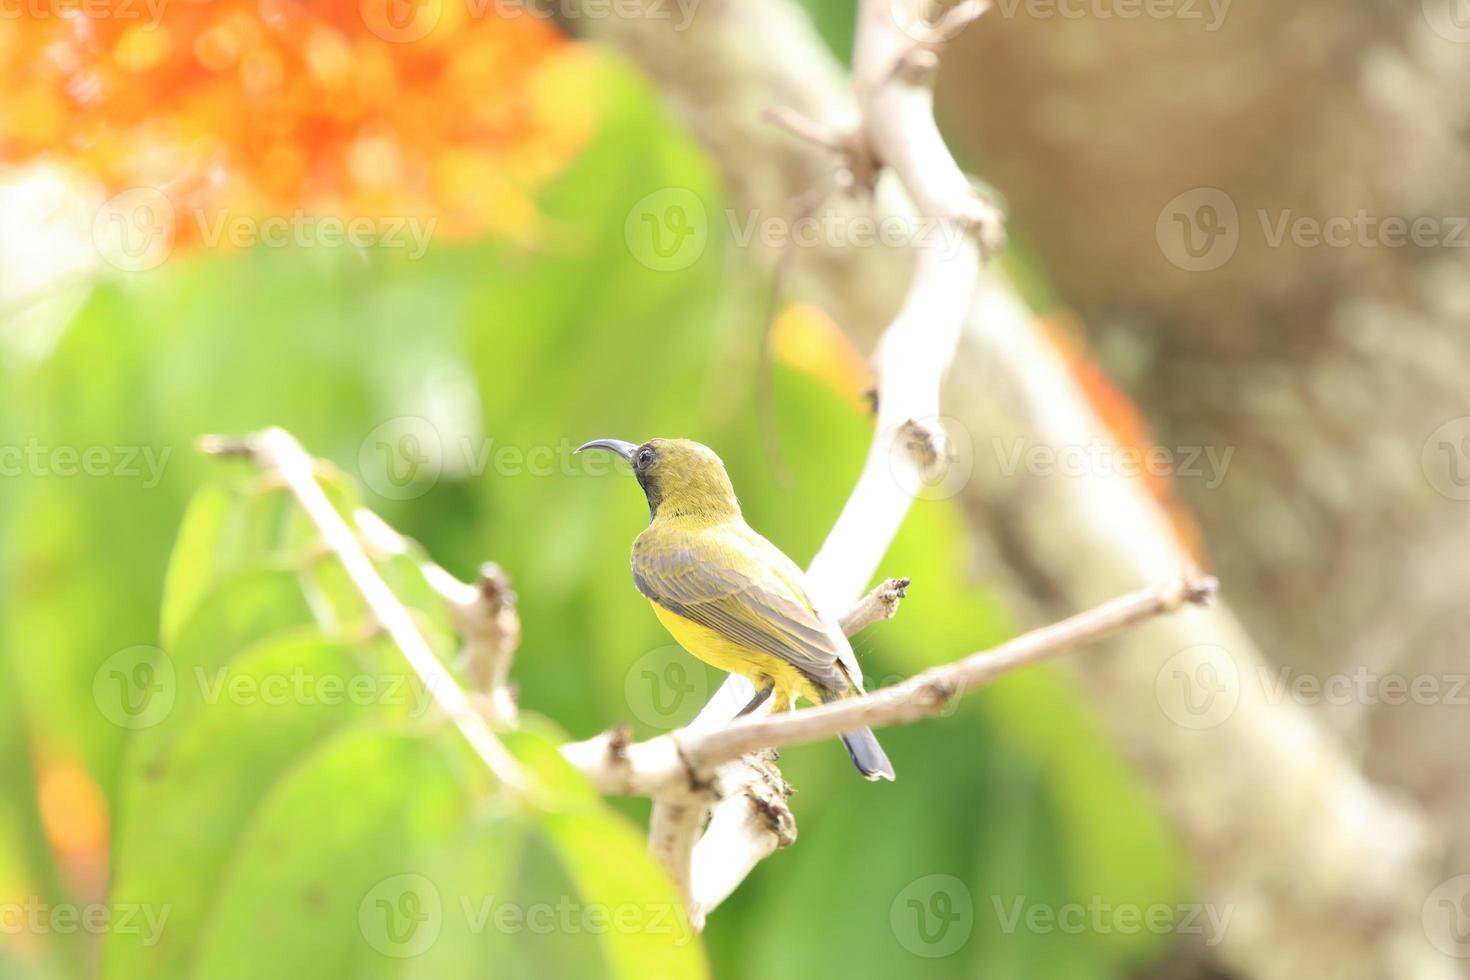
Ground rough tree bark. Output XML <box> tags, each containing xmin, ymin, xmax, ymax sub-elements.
<box><xmin>938</xmin><ymin>0</ymin><xmax>1470</xmax><ymax>920</ymax></box>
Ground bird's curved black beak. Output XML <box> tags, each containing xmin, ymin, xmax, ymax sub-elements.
<box><xmin>575</xmin><ymin>439</ymin><xmax>638</xmax><ymax>463</ymax></box>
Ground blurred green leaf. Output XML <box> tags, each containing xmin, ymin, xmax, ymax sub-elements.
<box><xmin>106</xmin><ymin>437</ymin><xmax>709</xmax><ymax>979</ymax></box>
<box><xmin>104</xmin><ymin>633</ymin><xmax>410</xmax><ymax>978</ymax></box>
<box><xmin>113</xmin><ymin>569</ymin><xmax>316</xmax><ymax>840</ymax></box>
<box><xmin>186</xmin><ymin>728</ymin><xmax>475</xmax><ymax>980</ymax></box>
<box><xmin>541</xmin><ymin>808</ymin><xmax>705</xmax><ymax>980</ymax></box>
<box><xmin>160</xmin><ymin>482</ymin><xmax>240</xmax><ymax>648</ymax></box>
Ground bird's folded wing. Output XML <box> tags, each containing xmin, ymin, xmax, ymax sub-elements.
<box><xmin>632</xmin><ymin>536</ymin><xmax>848</xmax><ymax>692</ymax></box>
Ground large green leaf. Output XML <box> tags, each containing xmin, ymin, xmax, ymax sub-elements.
<box><xmin>186</xmin><ymin>728</ymin><xmax>476</xmax><ymax>979</ymax></box>
<box><xmin>107</xmin><ymin>447</ymin><xmax>709</xmax><ymax>980</ymax></box>
<box><xmin>103</xmin><ymin>632</ymin><xmax>415</xmax><ymax>977</ymax></box>
<box><xmin>111</xmin><ymin>568</ymin><xmax>316</xmax><ymax>841</ymax></box>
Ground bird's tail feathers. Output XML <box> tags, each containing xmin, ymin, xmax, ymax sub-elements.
<box><xmin>839</xmin><ymin>726</ymin><xmax>895</xmax><ymax>781</ymax></box>
<box><xmin>816</xmin><ymin>687</ymin><xmax>895</xmax><ymax>781</ymax></box>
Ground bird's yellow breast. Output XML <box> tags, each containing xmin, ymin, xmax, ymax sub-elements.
<box><xmin>649</xmin><ymin>600</ymin><xmax>817</xmax><ymax>706</ymax></box>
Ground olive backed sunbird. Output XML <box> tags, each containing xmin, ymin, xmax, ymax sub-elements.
<box><xmin>576</xmin><ymin>437</ymin><xmax>895</xmax><ymax>781</ymax></box>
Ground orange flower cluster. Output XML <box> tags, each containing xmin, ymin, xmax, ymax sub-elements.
<box><xmin>0</xmin><ymin>0</ymin><xmax>601</xmax><ymax>246</ymax></box>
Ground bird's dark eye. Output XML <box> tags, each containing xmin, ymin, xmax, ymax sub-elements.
<box><xmin>636</xmin><ymin>447</ymin><xmax>655</xmax><ymax>468</ymax></box>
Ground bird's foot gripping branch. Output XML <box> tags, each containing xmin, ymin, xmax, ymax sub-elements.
<box><xmin>200</xmin><ymin>427</ymin><xmax>1217</xmax><ymax>929</ymax></box>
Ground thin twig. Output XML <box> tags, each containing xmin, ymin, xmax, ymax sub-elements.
<box><xmin>355</xmin><ymin>508</ymin><xmax>523</xmax><ymax>725</ymax></box>
<box><xmin>836</xmin><ymin>576</ymin><xmax>910</xmax><ymax>635</ymax></box>
<box><xmin>561</xmin><ymin>576</ymin><xmax>1217</xmax><ymax>796</ymax></box>
<box><xmin>763</xmin><ymin>105</ymin><xmax>850</xmax><ymax>153</ymax></box>
<box><xmin>682</xmin><ymin>576</ymin><xmax>1217</xmax><ymax>768</ymax></box>
<box><xmin>200</xmin><ymin>428</ymin><xmax>528</xmax><ymax>794</ymax></box>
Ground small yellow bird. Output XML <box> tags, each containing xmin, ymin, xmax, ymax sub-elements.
<box><xmin>577</xmin><ymin>437</ymin><xmax>894</xmax><ymax>780</ymax></box>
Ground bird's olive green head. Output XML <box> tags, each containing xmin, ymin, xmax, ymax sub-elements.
<box><xmin>575</xmin><ymin>438</ymin><xmax>739</xmax><ymax>522</ymax></box>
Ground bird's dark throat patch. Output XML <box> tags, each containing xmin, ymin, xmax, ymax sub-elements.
<box><xmin>634</xmin><ymin>467</ymin><xmax>662</xmax><ymax>520</ymax></box>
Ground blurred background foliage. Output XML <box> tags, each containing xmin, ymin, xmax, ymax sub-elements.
<box><xmin>0</xmin><ymin>5</ymin><xmax>1197</xmax><ymax>978</ymax></box>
